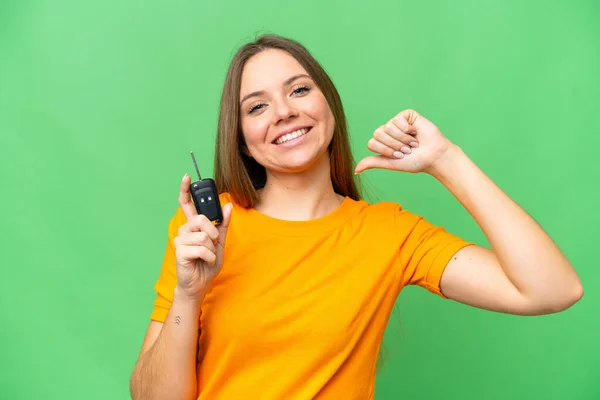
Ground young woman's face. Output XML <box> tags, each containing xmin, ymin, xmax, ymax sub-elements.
<box><xmin>239</xmin><ymin>49</ymin><xmax>335</xmax><ymax>174</ymax></box>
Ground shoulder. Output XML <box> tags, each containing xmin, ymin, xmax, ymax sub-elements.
<box><xmin>350</xmin><ymin>197</ymin><xmax>430</xmax><ymax>233</ymax></box>
<box><xmin>219</xmin><ymin>192</ymin><xmax>234</xmax><ymax>206</ymax></box>
<box><xmin>353</xmin><ymin>198</ymin><xmax>416</xmax><ymax>220</ymax></box>
<box><xmin>344</xmin><ymin>198</ymin><xmax>399</xmax><ymax>229</ymax></box>
<box><xmin>165</xmin><ymin>206</ymin><xmax>187</xmax><ymax>238</ymax></box>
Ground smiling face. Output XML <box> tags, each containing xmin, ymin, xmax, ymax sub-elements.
<box><xmin>238</xmin><ymin>49</ymin><xmax>335</xmax><ymax>174</ymax></box>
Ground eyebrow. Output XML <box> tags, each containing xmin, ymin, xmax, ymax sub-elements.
<box><xmin>240</xmin><ymin>74</ymin><xmax>312</xmax><ymax>104</ymax></box>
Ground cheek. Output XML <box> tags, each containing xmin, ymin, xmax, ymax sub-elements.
<box><xmin>322</xmin><ymin>108</ymin><xmax>336</xmax><ymax>146</ymax></box>
<box><xmin>310</xmin><ymin>97</ymin><xmax>335</xmax><ymax>132</ymax></box>
<box><xmin>241</xmin><ymin>118</ymin><xmax>269</xmax><ymax>149</ymax></box>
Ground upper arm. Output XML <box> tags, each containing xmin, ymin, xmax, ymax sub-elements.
<box><xmin>136</xmin><ymin>320</ymin><xmax>164</xmax><ymax>361</ymax></box>
<box><xmin>134</xmin><ymin>208</ymin><xmax>184</xmax><ymax>360</ymax></box>
<box><xmin>393</xmin><ymin>207</ymin><xmax>546</xmax><ymax>316</ymax></box>
<box><xmin>439</xmin><ymin>245</ymin><xmax>537</xmax><ymax>315</ymax></box>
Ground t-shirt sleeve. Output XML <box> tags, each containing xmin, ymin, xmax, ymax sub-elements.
<box><xmin>150</xmin><ymin>206</ymin><xmax>188</xmax><ymax>323</ymax></box>
<box><xmin>394</xmin><ymin>206</ymin><xmax>474</xmax><ymax>298</ymax></box>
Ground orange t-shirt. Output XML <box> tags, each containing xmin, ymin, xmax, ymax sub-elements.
<box><xmin>150</xmin><ymin>192</ymin><xmax>472</xmax><ymax>399</ymax></box>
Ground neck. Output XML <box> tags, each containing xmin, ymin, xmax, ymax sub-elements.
<box><xmin>255</xmin><ymin>153</ymin><xmax>345</xmax><ymax>221</ymax></box>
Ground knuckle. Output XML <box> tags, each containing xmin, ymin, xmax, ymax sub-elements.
<box><xmin>392</xmin><ymin>141</ymin><xmax>404</xmax><ymax>151</ymax></box>
<box><xmin>189</xmin><ymin>215</ymin><xmax>204</xmax><ymax>231</ymax></box>
<box><xmin>197</xmin><ymin>214</ymin><xmax>210</xmax><ymax>224</ymax></box>
<box><xmin>175</xmin><ymin>246</ymin><xmax>184</xmax><ymax>259</ymax></box>
<box><xmin>367</xmin><ymin>138</ymin><xmax>378</xmax><ymax>151</ymax></box>
<box><xmin>200</xmin><ymin>246</ymin><xmax>215</xmax><ymax>261</ymax></box>
<box><xmin>400</xmin><ymin>132</ymin><xmax>414</xmax><ymax>142</ymax></box>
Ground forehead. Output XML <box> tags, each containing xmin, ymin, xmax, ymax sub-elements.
<box><xmin>240</xmin><ymin>49</ymin><xmax>309</xmax><ymax>93</ymax></box>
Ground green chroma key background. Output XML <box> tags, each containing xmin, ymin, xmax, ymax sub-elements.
<box><xmin>0</xmin><ymin>0</ymin><xmax>598</xmax><ymax>399</ymax></box>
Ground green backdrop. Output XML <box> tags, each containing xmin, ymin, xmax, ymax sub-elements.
<box><xmin>1</xmin><ymin>0</ymin><xmax>598</xmax><ymax>399</ymax></box>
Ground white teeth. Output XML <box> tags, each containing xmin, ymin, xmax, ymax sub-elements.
<box><xmin>275</xmin><ymin>128</ymin><xmax>308</xmax><ymax>145</ymax></box>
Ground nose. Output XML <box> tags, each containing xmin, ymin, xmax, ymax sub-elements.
<box><xmin>273</xmin><ymin>98</ymin><xmax>298</xmax><ymax>124</ymax></box>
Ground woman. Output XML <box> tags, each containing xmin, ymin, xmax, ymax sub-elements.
<box><xmin>130</xmin><ymin>34</ymin><xmax>583</xmax><ymax>400</ymax></box>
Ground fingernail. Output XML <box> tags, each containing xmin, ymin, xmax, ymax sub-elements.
<box><xmin>182</xmin><ymin>173</ymin><xmax>187</xmax><ymax>182</ymax></box>
<box><xmin>409</xmin><ymin>141</ymin><xmax>418</xmax><ymax>148</ymax></box>
<box><xmin>401</xmin><ymin>146</ymin><xmax>411</xmax><ymax>154</ymax></box>
<box><xmin>393</xmin><ymin>151</ymin><xmax>404</xmax><ymax>158</ymax></box>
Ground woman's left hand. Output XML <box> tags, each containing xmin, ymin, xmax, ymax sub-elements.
<box><xmin>354</xmin><ymin>109</ymin><xmax>454</xmax><ymax>175</ymax></box>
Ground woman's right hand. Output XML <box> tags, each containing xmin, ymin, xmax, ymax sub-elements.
<box><xmin>173</xmin><ymin>174</ymin><xmax>233</xmax><ymax>301</ymax></box>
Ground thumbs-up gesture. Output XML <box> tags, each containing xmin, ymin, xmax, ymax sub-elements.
<box><xmin>355</xmin><ymin>109</ymin><xmax>453</xmax><ymax>175</ymax></box>
<box><xmin>173</xmin><ymin>174</ymin><xmax>233</xmax><ymax>301</ymax></box>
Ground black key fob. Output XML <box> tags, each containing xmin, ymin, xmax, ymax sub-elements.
<box><xmin>189</xmin><ymin>151</ymin><xmax>223</xmax><ymax>225</ymax></box>
<box><xmin>190</xmin><ymin>178</ymin><xmax>223</xmax><ymax>224</ymax></box>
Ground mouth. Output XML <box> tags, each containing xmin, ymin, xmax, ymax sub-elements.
<box><xmin>272</xmin><ymin>127</ymin><xmax>312</xmax><ymax>145</ymax></box>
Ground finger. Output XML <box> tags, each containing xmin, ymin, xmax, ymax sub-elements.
<box><xmin>177</xmin><ymin>245</ymin><xmax>217</xmax><ymax>266</ymax></box>
<box><xmin>367</xmin><ymin>138</ymin><xmax>406</xmax><ymax>160</ymax></box>
<box><xmin>186</xmin><ymin>214</ymin><xmax>220</xmax><ymax>242</ymax></box>
<box><xmin>389</xmin><ymin>118</ymin><xmax>419</xmax><ymax>147</ymax></box>
<box><xmin>355</xmin><ymin>155</ymin><xmax>397</xmax><ymax>174</ymax></box>
<box><xmin>391</xmin><ymin>114</ymin><xmax>416</xmax><ymax>133</ymax></box>
<box><xmin>216</xmin><ymin>203</ymin><xmax>233</xmax><ymax>246</ymax></box>
<box><xmin>175</xmin><ymin>232</ymin><xmax>216</xmax><ymax>253</ymax></box>
<box><xmin>376</xmin><ymin>126</ymin><xmax>415</xmax><ymax>155</ymax></box>
<box><xmin>178</xmin><ymin>174</ymin><xmax>199</xmax><ymax>221</ymax></box>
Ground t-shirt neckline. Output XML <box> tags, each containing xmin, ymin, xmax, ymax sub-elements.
<box><xmin>240</xmin><ymin>196</ymin><xmax>363</xmax><ymax>237</ymax></box>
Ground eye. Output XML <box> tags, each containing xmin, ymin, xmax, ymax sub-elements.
<box><xmin>291</xmin><ymin>85</ymin><xmax>310</xmax><ymax>96</ymax></box>
<box><xmin>248</xmin><ymin>103</ymin><xmax>266</xmax><ymax>114</ymax></box>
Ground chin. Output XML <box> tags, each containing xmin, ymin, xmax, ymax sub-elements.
<box><xmin>270</xmin><ymin>148</ymin><xmax>329</xmax><ymax>174</ymax></box>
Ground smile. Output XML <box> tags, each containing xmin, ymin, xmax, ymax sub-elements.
<box><xmin>274</xmin><ymin>127</ymin><xmax>311</xmax><ymax>145</ymax></box>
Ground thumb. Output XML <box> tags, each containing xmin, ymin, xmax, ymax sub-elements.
<box><xmin>400</xmin><ymin>109</ymin><xmax>433</xmax><ymax>132</ymax></box>
<box><xmin>217</xmin><ymin>202</ymin><xmax>233</xmax><ymax>244</ymax></box>
<box><xmin>355</xmin><ymin>156</ymin><xmax>395</xmax><ymax>174</ymax></box>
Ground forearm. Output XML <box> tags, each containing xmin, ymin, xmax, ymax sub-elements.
<box><xmin>130</xmin><ymin>287</ymin><xmax>203</xmax><ymax>400</ymax></box>
<box><xmin>430</xmin><ymin>145</ymin><xmax>583</xmax><ymax>304</ymax></box>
